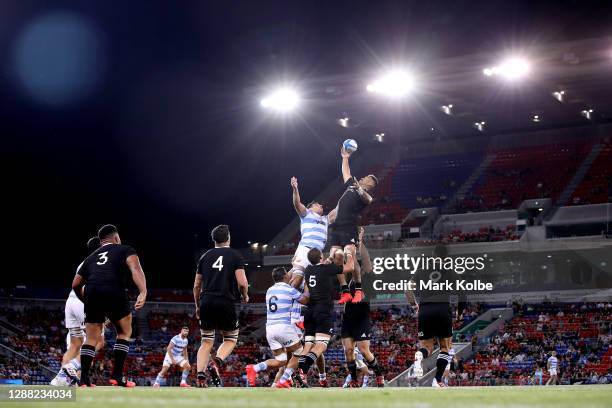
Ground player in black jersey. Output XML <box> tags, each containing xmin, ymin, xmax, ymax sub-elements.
<box><xmin>329</xmin><ymin>147</ymin><xmax>378</xmax><ymax>305</ymax></box>
<box><xmin>193</xmin><ymin>224</ymin><xmax>249</xmax><ymax>387</ymax></box>
<box><xmin>72</xmin><ymin>224</ymin><xmax>148</xmax><ymax>387</ymax></box>
<box><xmin>291</xmin><ymin>247</ymin><xmax>346</xmax><ymax>387</ymax></box>
<box><xmin>341</xmin><ymin>227</ymin><xmax>385</xmax><ymax>387</ymax></box>
<box><xmin>405</xmin><ymin>244</ymin><xmax>455</xmax><ymax>388</ymax></box>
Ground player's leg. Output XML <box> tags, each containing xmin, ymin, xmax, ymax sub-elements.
<box><xmin>344</xmin><ymin>243</ymin><xmax>363</xmax><ymax>303</ymax></box>
<box><xmin>297</xmin><ymin>333</ymin><xmax>330</xmax><ymax>387</ymax></box>
<box><xmin>433</xmin><ymin>336</ymin><xmax>452</xmax><ymax>387</ymax></box>
<box><xmin>316</xmin><ymin>353</ymin><xmax>327</xmax><ymax>387</ymax></box>
<box><xmin>358</xmin><ymin>364</ymin><xmax>370</xmax><ymax>387</ymax></box>
<box><xmin>179</xmin><ymin>360</ymin><xmax>191</xmax><ymax>387</ymax></box>
<box><xmin>110</xmin><ymin>312</ymin><xmax>135</xmax><ymax>386</ymax></box>
<box><xmin>342</xmin><ymin>337</ymin><xmax>358</xmax><ymax>387</ymax></box>
<box><xmin>331</xmin><ymin>245</ymin><xmax>352</xmax><ymax>304</ymax></box>
<box><xmin>247</xmin><ymin>326</ymin><xmax>287</xmax><ymax>386</ymax></box>
<box><xmin>205</xmin><ymin>328</ymin><xmax>238</xmax><ymax>387</ymax></box>
<box><xmin>153</xmin><ymin>363</ymin><xmax>170</xmax><ymax>387</ymax></box>
<box><xmin>357</xmin><ymin>340</ymin><xmax>384</xmax><ymax>386</ymax></box>
<box><xmin>79</xmin><ymin>322</ymin><xmax>103</xmax><ymax>386</ymax></box>
<box><xmin>274</xmin><ymin>341</ymin><xmax>303</xmax><ymax>388</ymax></box>
<box><xmin>196</xmin><ymin>329</ymin><xmax>215</xmax><ymax>387</ymax></box>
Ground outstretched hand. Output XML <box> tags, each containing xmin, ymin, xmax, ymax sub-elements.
<box><xmin>340</xmin><ymin>146</ymin><xmax>351</xmax><ymax>158</ymax></box>
<box><xmin>290</xmin><ymin>177</ymin><xmax>298</xmax><ymax>190</ymax></box>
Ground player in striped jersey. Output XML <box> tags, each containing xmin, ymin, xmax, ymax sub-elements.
<box><xmin>245</xmin><ymin>267</ymin><xmax>309</xmax><ymax>387</ymax></box>
<box><xmin>343</xmin><ymin>347</ymin><xmax>371</xmax><ymax>388</ymax></box>
<box><xmin>153</xmin><ymin>326</ymin><xmax>192</xmax><ymax>387</ymax></box>
<box><xmin>546</xmin><ymin>351</ymin><xmax>559</xmax><ymax>385</ymax></box>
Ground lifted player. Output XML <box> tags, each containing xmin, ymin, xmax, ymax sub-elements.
<box><xmin>330</xmin><ymin>147</ymin><xmax>377</xmax><ymax>304</ymax></box>
<box><xmin>245</xmin><ymin>267</ymin><xmax>309</xmax><ymax>387</ymax></box>
<box><xmin>193</xmin><ymin>224</ymin><xmax>249</xmax><ymax>387</ymax></box>
<box><xmin>406</xmin><ymin>244</ymin><xmax>454</xmax><ymax>388</ymax></box>
<box><xmin>283</xmin><ymin>248</ymin><xmax>346</xmax><ymax>388</ymax></box>
<box><xmin>72</xmin><ymin>224</ymin><xmax>148</xmax><ymax>387</ymax></box>
<box><xmin>341</xmin><ymin>227</ymin><xmax>385</xmax><ymax>387</ymax></box>
<box><xmin>153</xmin><ymin>326</ymin><xmax>192</xmax><ymax>388</ymax></box>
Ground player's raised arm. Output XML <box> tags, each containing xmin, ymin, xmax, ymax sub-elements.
<box><xmin>341</xmin><ymin>147</ymin><xmax>352</xmax><ymax>183</ymax></box>
<box><xmin>298</xmin><ymin>284</ymin><xmax>310</xmax><ymax>305</ymax></box>
<box><xmin>355</xmin><ymin>180</ymin><xmax>373</xmax><ymax>205</ymax></box>
<box><xmin>327</xmin><ymin>207</ymin><xmax>338</xmax><ymax>224</ymax></box>
<box><xmin>126</xmin><ymin>254</ymin><xmax>147</xmax><ymax>310</ymax></box>
<box><xmin>235</xmin><ymin>268</ymin><xmax>249</xmax><ymax>303</ymax></box>
<box><xmin>291</xmin><ymin>177</ymin><xmax>308</xmax><ymax>217</ymax></box>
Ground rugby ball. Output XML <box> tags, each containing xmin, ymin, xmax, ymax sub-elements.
<box><xmin>343</xmin><ymin>139</ymin><xmax>358</xmax><ymax>154</ymax></box>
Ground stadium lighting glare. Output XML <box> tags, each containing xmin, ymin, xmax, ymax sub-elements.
<box><xmin>260</xmin><ymin>88</ymin><xmax>299</xmax><ymax>112</ymax></box>
<box><xmin>552</xmin><ymin>90</ymin><xmax>566</xmax><ymax>102</ymax></box>
<box><xmin>441</xmin><ymin>104</ymin><xmax>453</xmax><ymax>115</ymax></box>
<box><xmin>366</xmin><ymin>70</ymin><xmax>415</xmax><ymax>97</ymax></box>
<box><xmin>532</xmin><ymin>114</ymin><xmax>541</xmax><ymax>123</ymax></box>
<box><xmin>474</xmin><ymin>121</ymin><xmax>486</xmax><ymax>132</ymax></box>
<box><xmin>483</xmin><ymin>57</ymin><xmax>530</xmax><ymax>80</ymax></box>
<box><xmin>374</xmin><ymin>133</ymin><xmax>385</xmax><ymax>142</ymax></box>
<box><xmin>581</xmin><ymin>109</ymin><xmax>594</xmax><ymax>120</ymax></box>
<box><xmin>338</xmin><ymin>117</ymin><xmax>350</xmax><ymax>128</ymax></box>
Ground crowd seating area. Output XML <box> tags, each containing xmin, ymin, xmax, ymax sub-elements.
<box><xmin>570</xmin><ymin>143</ymin><xmax>612</xmax><ymax>206</ymax></box>
<box><xmin>451</xmin><ymin>302</ymin><xmax>612</xmax><ymax>386</ymax></box>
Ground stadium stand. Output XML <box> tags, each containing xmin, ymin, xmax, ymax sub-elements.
<box><xmin>570</xmin><ymin>143</ymin><xmax>612</xmax><ymax>206</ymax></box>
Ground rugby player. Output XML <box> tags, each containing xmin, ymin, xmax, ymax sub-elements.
<box><xmin>72</xmin><ymin>224</ymin><xmax>148</xmax><ymax>387</ymax></box>
<box><xmin>153</xmin><ymin>326</ymin><xmax>192</xmax><ymax>387</ymax></box>
<box><xmin>193</xmin><ymin>224</ymin><xmax>249</xmax><ymax>387</ymax></box>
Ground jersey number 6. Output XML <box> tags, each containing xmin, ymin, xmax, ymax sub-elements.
<box><xmin>268</xmin><ymin>295</ymin><xmax>278</xmax><ymax>312</ymax></box>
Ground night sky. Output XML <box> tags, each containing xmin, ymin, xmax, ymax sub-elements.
<box><xmin>2</xmin><ymin>0</ymin><xmax>611</xmax><ymax>289</ymax></box>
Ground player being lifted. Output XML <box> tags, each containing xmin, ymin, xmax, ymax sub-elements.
<box><xmin>72</xmin><ymin>224</ymin><xmax>148</xmax><ymax>387</ymax></box>
<box><xmin>193</xmin><ymin>224</ymin><xmax>249</xmax><ymax>387</ymax></box>
<box><xmin>341</xmin><ymin>227</ymin><xmax>385</xmax><ymax>387</ymax></box>
<box><xmin>245</xmin><ymin>267</ymin><xmax>309</xmax><ymax>387</ymax></box>
<box><xmin>330</xmin><ymin>147</ymin><xmax>377</xmax><ymax>304</ymax></box>
<box><xmin>284</xmin><ymin>177</ymin><xmax>335</xmax><ymax>386</ymax></box>
<box><xmin>153</xmin><ymin>326</ymin><xmax>192</xmax><ymax>388</ymax></box>
<box><xmin>284</xmin><ymin>248</ymin><xmax>347</xmax><ymax>388</ymax></box>
<box><xmin>51</xmin><ymin>237</ymin><xmax>105</xmax><ymax>386</ymax></box>
<box><xmin>406</xmin><ymin>244</ymin><xmax>454</xmax><ymax>388</ymax></box>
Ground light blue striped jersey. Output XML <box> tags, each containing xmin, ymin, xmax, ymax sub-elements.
<box><xmin>266</xmin><ymin>282</ymin><xmax>303</xmax><ymax>326</ymax></box>
<box><xmin>169</xmin><ymin>334</ymin><xmax>188</xmax><ymax>357</ymax></box>
<box><xmin>548</xmin><ymin>356</ymin><xmax>558</xmax><ymax>370</ymax></box>
<box><xmin>298</xmin><ymin>210</ymin><xmax>329</xmax><ymax>250</ymax></box>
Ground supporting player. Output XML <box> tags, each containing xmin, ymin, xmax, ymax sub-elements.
<box><xmin>51</xmin><ymin>237</ymin><xmax>103</xmax><ymax>386</ymax></box>
<box><xmin>284</xmin><ymin>248</ymin><xmax>346</xmax><ymax>388</ymax></box>
<box><xmin>245</xmin><ymin>267</ymin><xmax>309</xmax><ymax>387</ymax></box>
<box><xmin>72</xmin><ymin>224</ymin><xmax>148</xmax><ymax>387</ymax></box>
<box><xmin>153</xmin><ymin>326</ymin><xmax>192</xmax><ymax>387</ymax></box>
<box><xmin>193</xmin><ymin>224</ymin><xmax>249</xmax><ymax>388</ymax></box>
<box><xmin>343</xmin><ymin>347</ymin><xmax>370</xmax><ymax>388</ymax></box>
<box><xmin>341</xmin><ymin>227</ymin><xmax>385</xmax><ymax>387</ymax></box>
<box><xmin>546</xmin><ymin>351</ymin><xmax>559</xmax><ymax>385</ymax></box>
<box><xmin>329</xmin><ymin>147</ymin><xmax>377</xmax><ymax>304</ymax></box>
<box><xmin>406</xmin><ymin>244</ymin><xmax>454</xmax><ymax>388</ymax></box>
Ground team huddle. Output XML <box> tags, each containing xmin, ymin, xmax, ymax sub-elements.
<box><xmin>51</xmin><ymin>145</ymin><xmax>460</xmax><ymax>388</ymax></box>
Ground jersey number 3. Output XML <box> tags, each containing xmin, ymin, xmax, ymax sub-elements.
<box><xmin>96</xmin><ymin>252</ymin><xmax>109</xmax><ymax>265</ymax></box>
<box><xmin>212</xmin><ymin>256</ymin><xmax>224</xmax><ymax>271</ymax></box>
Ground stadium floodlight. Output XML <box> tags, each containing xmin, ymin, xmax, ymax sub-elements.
<box><xmin>441</xmin><ymin>104</ymin><xmax>453</xmax><ymax>115</ymax></box>
<box><xmin>532</xmin><ymin>114</ymin><xmax>541</xmax><ymax>123</ymax></box>
<box><xmin>483</xmin><ymin>57</ymin><xmax>530</xmax><ymax>80</ymax></box>
<box><xmin>374</xmin><ymin>133</ymin><xmax>385</xmax><ymax>142</ymax></box>
<box><xmin>338</xmin><ymin>117</ymin><xmax>350</xmax><ymax>128</ymax></box>
<box><xmin>366</xmin><ymin>70</ymin><xmax>415</xmax><ymax>97</ymax></box>
<box><xmin>260</xmin><ymin>88</ymin><xmax>299</xmax><ymax>112</ymax></box>
<box><xmin>581</xmin><ymin>109</ymin><xmax>594</xmax><ymax>120</ymax></box>
<box><xmin>474</xmin><ymin>121</ymin><xmax>486</xmax><ymax>132</ymax></box>
<box><xmin>552</xmin><ymin>90</ymin><xmax>566</xmax><ymax>102</ymax></box>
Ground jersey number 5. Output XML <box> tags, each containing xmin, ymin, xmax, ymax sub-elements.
<box><xmin>96</xmin><ymin>252</ymin><xmax>109</xmax><ymax>265</ymax></box>
<box><xmin>308</xmin><ymin>275</ymin><xmax>317</xmax><ymax>287</ymax></box>
<box><xmin>212</xmin><ymin>256</ymin><xmax>224</xmax><ymax>271</ymax></box>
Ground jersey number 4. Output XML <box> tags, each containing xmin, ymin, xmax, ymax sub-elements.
<box><xmin>96</xmin><ymin>252</ymin><xmax>109</xmax><ymax>265</ymax></box>
<box><xmin>212</xmin><ymin>256</ymin><xmax>224</xmax><ymax>271</ymax></box>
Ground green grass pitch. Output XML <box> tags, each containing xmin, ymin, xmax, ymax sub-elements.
<box><xmin>6</xmin><ymin>385</ymin><xmax>612</xmax><ymax>408</ymax></box>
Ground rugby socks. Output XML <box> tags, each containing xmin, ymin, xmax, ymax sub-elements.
<box><xmin>213</xmin><ymin>356</ymin><xmax>225</xmax><ymax>368</ymax></box>
<box><xmin>418</xmin><ymin>348</ymin><xmax>429</xmax><ymax>359</ymax></box>
<box><xmin>319</xmin><ymin>372</ymin><xmax>326</xmax><ymax>381</ymax></box>
<box><xmin>347</xmin><ymin>361</ymin><xmax>358</xmax><ymax>382</ymax></box>
<box><xmin>341</xmin><ymin>284</ymin><xmax>350</xmax><ymax>294</ymax></box>
<box><xmin>70</xmin><ymin>358</ymin><xmax>81</xmax><ymax>371</ymax></box>
<box><xmin>366</xmin><ymin>356</ymin><xmax>382</xmax><ymax>376</ymax></box>
<box><xmin>112</xmin><ymin>339</ymin><xmax>130</xmax><ymax>379</ymax></box>
<box><xmin>79</xmin><ymin>344</ymin><xmax>96</xmax><ymax>384</ymax></box>
<box><xmin>181</xmin><ymin>370</ymin><xmax>189</xmax><ymax>382</ymax></box>
<box><xmin>254</xmin><ymin>362</ymin><xmax>267</xmax><ymax>372</ymax></box>
<box><xmin>155</xmin><ymin>373</ymin><xmax>166</xmax><ymax>386</ymax></box>
<box><xmin>280</xmin><ymin>367</ymin><xmax>293</xmax><ymax>382</ymax></box>
<box><xmin>355</xmin><ymin>282</ymin><xmax>362</xmax><ymax>290</ymax></box>
<box><xmin>362</xmin><ymin>374</ymin><xmax>369</xmax><ymax>387</ymax></box>
<box><xmin>435</xmin><ymin>351</ymin><xmax>452</xmax><ymax>382</ymax></box>
<box><xmin>299</xmin><ymin>352</ymin><xmax>317</xmax><ymax>373</ymax></box>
